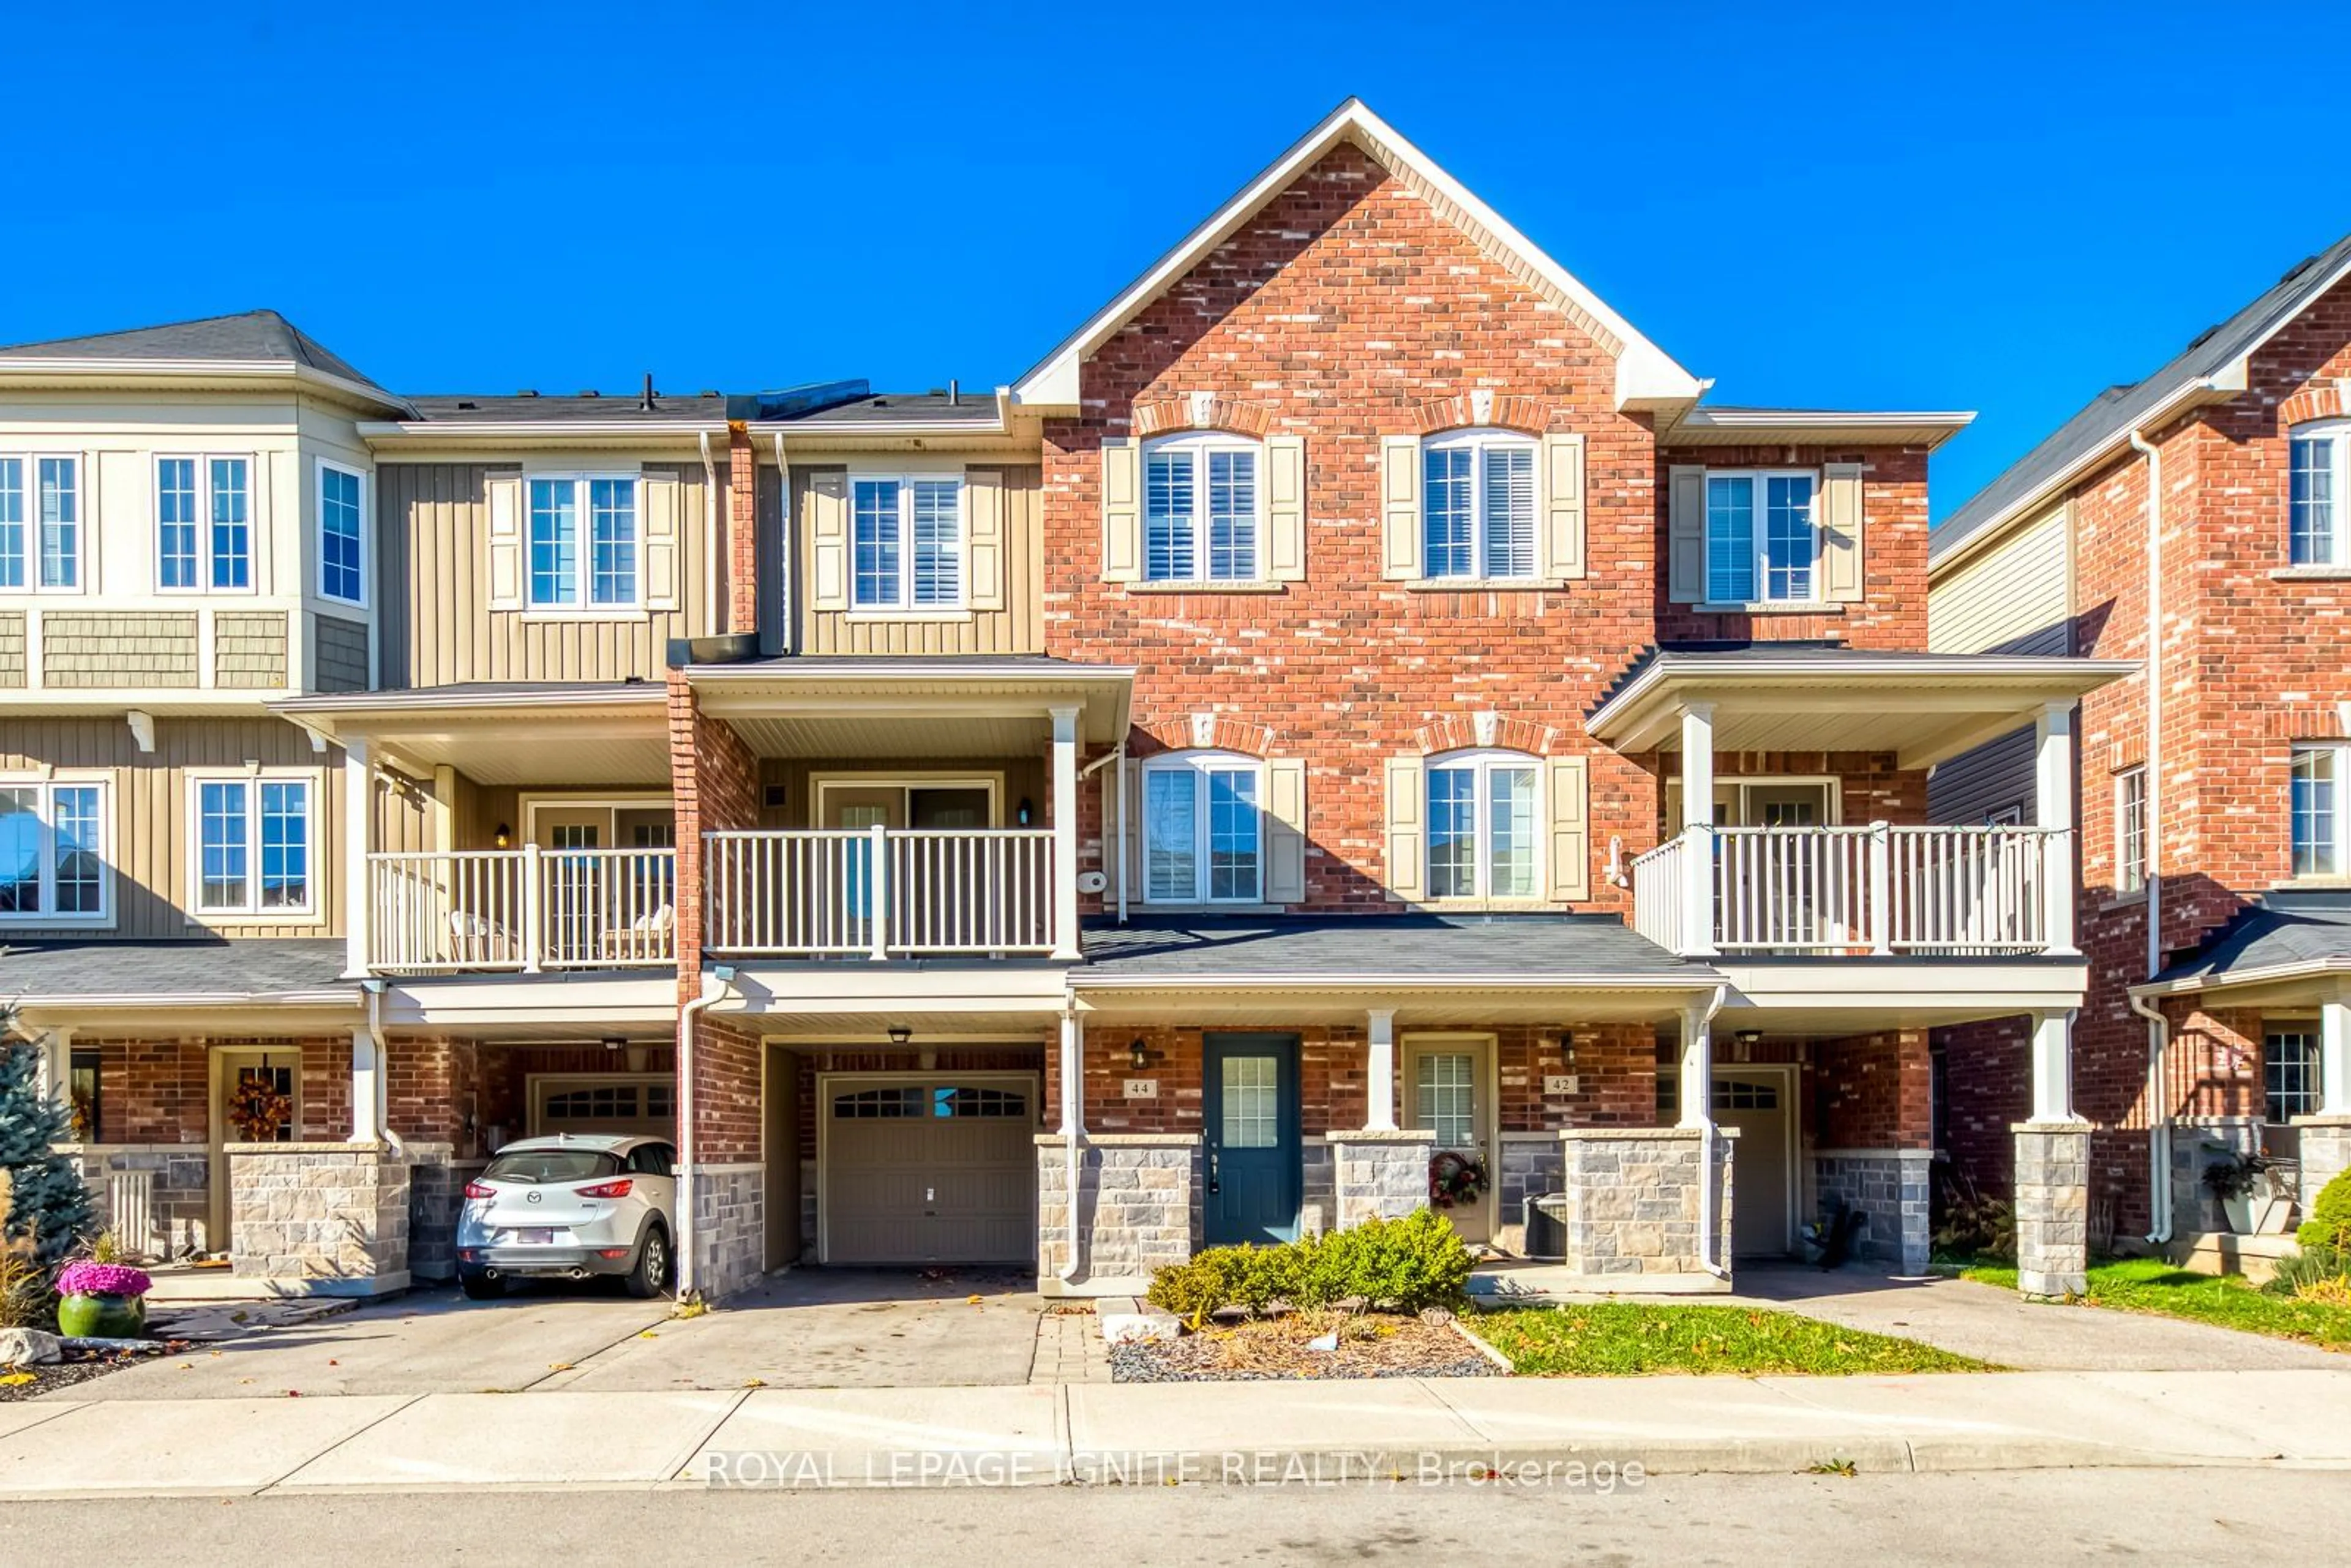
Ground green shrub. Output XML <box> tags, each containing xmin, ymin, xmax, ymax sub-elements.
<box><xmin>1142</xmin><ymin>1207</ymin><xmax>1476</xmax><ymax>1321</ymax></box>
<box><xmin>1333</xmin><ymin>1207</ymin><xmax>1474</xmax><ymax>1313</ymax></box>
<box><xmin>2296</xmin><ymin>1169</ymin><xmax>2351</xmax><ymax>1252</ymax></box>
<box><xmin>2263</xmin><ymin>1243</ymin><xmax>2350</xmax><ymax>1297</ymax></box>
<box><xmin>1145</xmin><ymin>1248</ymin><xmax>1244</xmax><ymax>1324</ymax></box>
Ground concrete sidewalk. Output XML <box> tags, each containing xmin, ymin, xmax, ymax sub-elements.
<box><xmin>2</xmin><ymin>1368</ymin><xmax>2346</xmax><ymax>1496</ymax></box>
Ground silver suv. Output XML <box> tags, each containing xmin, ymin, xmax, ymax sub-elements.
<box><xmin>455</xmin><ymin>1133</ymin><xmax>676</xmax><ymax>1300</ymax></box>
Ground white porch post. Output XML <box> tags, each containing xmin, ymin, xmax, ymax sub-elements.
<box><xmin>1058</xmin><ymin>1010</ymin><xmax>1083</xmax><ymax>1135</ymax></box>
<box><xmin>342</xmin><ymin>734</ymin><xmax>372</xmax><ymax>978</ymax></box>
<box><xmin>39</xmin><ymin>1027</ymin><xmax>72</xmax><ymax>1109</ymax></box>
<box><xmin>1679</xmin><ymin>703</ymin><xmax>1717</xmax><ymax>956</ymax></box>
<box><xmin>2033</xmin><ymin>701</ymin><xmax>2078</xmax><ymax>955</ymax></box>
<box><xmin>2321</xmin><ymin>993</ymin><xmax>2351</xmax><ymax>1116</ymax></box>
<box><xmin>1050</xmin><ymin>705</ymin><xmax>1081</xmax><ymax>961</ymax></box>
<box><xmin>1365</xmin><ymin>1008</ymin><xmax>1398</xmax><ymax>1131</ymax></box>
<box><xmin>1678</xmin><ymin>1000</ymin><xmax>1714</xmax><ymax>1130</ymax></box>
<box><xmin>349</xmin><ymin>1025</ymin><xmax>383</xmax><ymax>1143</ymax></box>
<box><xmin>2030</xmin><ymin>1008</ymin><xmax>2080</xmax><ymax>1123</ymax></box>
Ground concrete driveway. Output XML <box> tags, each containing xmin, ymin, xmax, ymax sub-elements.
<box><xmin>62</xmin><ymin>1269</ymin><xmax>1045</xmax><ymax>1402</ymax></box>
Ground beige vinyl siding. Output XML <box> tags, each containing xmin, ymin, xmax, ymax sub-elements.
<box><xmin>791</xmin><ymin>465</ymin><xmax>1045</xmax><ymax>655</ymax></box>
<box><xmin>313</xmin><ymin>615</ymin><xmax>370</xmax><ymax>692</ymax></box>
<box><xmin>375</xmin><ymin>462</ymin><xmax>711</xmax><ymax>689</ymax></box>
<box><xmin>43</xmin><ymin>611</ymin><xmax>200</xmax><ymax>687</ymax></box>
<box><xmin>0</xmin><ymin>612</ymin><xmax>21</xmax><ymax>686</ymax></box>
<box><xmin>213</xmin><ymin>610</ymin><xmax>289</xmax><ymax>688</ymax></box>
<box><xmin>0</xmin><ymin>716</ymin><xmax>346</xmax><ymax>940</ymax></box>
<box><xmin>1929</xmin><ymin>500</ymin><xmax>2072</xmax><ymax>655</ymax></box>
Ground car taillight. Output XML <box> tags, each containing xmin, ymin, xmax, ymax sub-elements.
<box><xmin>463</xmin><ymin>1180</ymin><xmax>495</xmax><ymax>1199</ymax></box>
<box><xmin>576</xmin><ymin>1179</ymin><xmax>632</xmax><ymax>1199</ymax></box>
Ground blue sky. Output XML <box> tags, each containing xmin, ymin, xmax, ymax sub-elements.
<box><xmin>11</xmin><ymin>2</ymin><xmax>2347</xmax><ymax>518</ymax></box>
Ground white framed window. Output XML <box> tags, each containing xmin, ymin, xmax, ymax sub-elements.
<box><xmin>1143</xmin><ymin>433</ymin><xmax>1261</xmax><ymax>582</ymax></box>
<box><xmin>0</xmin><ymin>454</ymin><xmax>82</xmax><ymax>590</ymax></box>
<box><xmin>528</xmin><ymin>474</ymin><xmax>639</xmax><ymax>609</ymax></box>
<box><xmin>189</xmin><ymin>773</ymin><xmax>315</xmax><ymax>915</ymax></box>
<box><xmin>154</xmin><ymin>455</ymin><xmax>253</xmax><ymax>591</ymax></box>
<box><xmin>1142</xmin><ymin>751</ymin><xmax>1264</xmax><ymax>904</ymax></box>
<box><xmin>1427</xmin><ymin>749</ymin><xmax>1539</xmax><ymax>899</ymax></box>
<box><xmin>850</xmin><ymin>475</ymin><xmax>963</xmax><ymax>610</ymax></box>
<box><xmin>1422</xmin><ymin>429</ymin><xmax>1536</xmax><ymax>580</ymax></box>
<box><xmin>2292</xmin><ymin>743</ymin><xmax>2346</xmax><ymax>879</ymax></box>
<box><xmin>318</xmin><ymin>460</ymin><xmax>367</xmax><ymax>606</ymax></box>
<box><xmin>1704</xmin><ymin>470</ymin><xmax>1818</xmax><ymax>603</ymax></box>
<box><xmin>2115</xmin><ymin>766</ymin><xmax>2147</xmax><ymax>895</ymax></box>
<box><xmin>2289</xmin><ymin>424</ymin><xmax>2347</xmax><ymax>567</ymax></box>
<box><xmin>0</xmin><ymin>778</ymin><xmax>109</xmax><ymax>925</ymax></box>
<box><xmin>2265</xmin><ymin>1027</ymin><xmax>2322</xmax><ymax>1122</ymax></box>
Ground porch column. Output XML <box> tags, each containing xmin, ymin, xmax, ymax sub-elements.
<box><xmin>1364</xmin><ymin>1008</ymin><xmax>1398</xmax><ymax>1131</ymax></box>
<box><xmin>349</xmin><ymin>1025</ymin><xmax>383</xmax><ymax>1143</ymax></box>
<box><xmin>2030</xmin><ymin>1008</ymin><xmax>2079</xmax><ymax>1124</ymax></box>
<box><xmin>2321</xmin><ymin>993</ymin><xmax>2350</xmax><ymax>1116</ymax></box>
<box><xmin>1677</xmin><ymin>1000</ymin><xmax>1713</xmax><ymax>1130</ymax></box>
<box><xmin>38</xmin><ymin>1026</ymin><xmax>71</xmax><ymax>1108</ymax></box>
<box><xmin>1050</xmin><ymin>705</ymin><xmax>1081</xmax><ymax>962</ymax></box>
<box><xmin>1679</xmin><ymin>703</ymin><xmax>1717</xmax><ymax>956</ymax></box>
<box><xmin>342</xmin><ymin>734</ymin><xmax>372</xmax><ymax>978</ymax></box>
<box><xmin>2292</xmin><ymin>990</ymin><xmax>2351</xmax><ymax>1201</ymax></box>
<box><xmin>2033</xmin><ymin>701</ymin><xmax>2077</xmax><ymax>954</ymax></box>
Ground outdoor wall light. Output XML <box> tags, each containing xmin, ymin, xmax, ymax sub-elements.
<box><xmin>1558</xmin><ymin>1030</ymin><xmax>1576</xmax><ymax>1060</ymax></box>
<box><xmin>1016</xmin><ymin>797</ymin><xmax>1035</xmax><ymax>826</ymax></box>
<box><xmin>493</xmin><ymin>822</ymin><xmax>512</xmax><ymax>849</ymax></box>
<box><xmin>888</xmin><ymin>1026</ymin><xmax>913</xmax><ymax>1048</ymax></box>
<box><xmin>602</xmin><ymin>1036</ymin><xmax>626</xmax><ymax>1053</ymax></box>
<box><xmin>1130</xmin><ymin>1038</ymin><xmax>1149</xmax><ymax>1070</ymax></box>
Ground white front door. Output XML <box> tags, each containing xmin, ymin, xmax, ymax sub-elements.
<box><xmin>1713</xmin><ymin>1069</ymin><xmax>1794</xmax><ymax>1256</ymax></box>
<box><xmin>1405</xmin><ymin>1038</ymin><xmax>1493</xmax><ymax>1245</ymax></box>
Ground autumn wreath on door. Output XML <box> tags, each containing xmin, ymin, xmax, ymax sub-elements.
<box><xmin>227</xmin><ymin>1071</ymin><xmax>295</xmax><ymax>1141</ymax></box>
<box><xmin>1428</xmin><ymin>1151</ymin><xmax>1490</xmax><ymax>1209</ymax></box>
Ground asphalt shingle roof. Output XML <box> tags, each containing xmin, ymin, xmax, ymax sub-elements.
<box><xmin>1934</xmin><ymin>233</ymin><xmax>2351</xmax><ymax>564</ymax></box>
<box><xmin>0</xmin><ymin>940</ymin><xmax>354</xmax><ymax>1003</ymax></box>
<box><xmin>1077</xmin><ymin>914</ymin><xmax>1710</xmax><ymax>981</ymax></box>
<box><xmin>402</xmin><ymin>392</ymin><xmax>730</xmax><ymax>424</ymax></box>
<box><xmin>2152</xmin><ymin>891</ymin><xmax>2351</xmax><ymax>988</ymax></box>
<box><xmin>0</xmin><ymin>309</ymin><xmax>389</xmax><ymax>394</ymax></box>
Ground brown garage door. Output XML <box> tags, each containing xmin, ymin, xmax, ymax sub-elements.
<box><xmin>823</xmin><ymin>1078</ymin><xmax>1037</xmax><ymax>1265</ymax></box>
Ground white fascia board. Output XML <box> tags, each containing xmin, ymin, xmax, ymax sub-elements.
<box><xmin>2129</xmin><ymin>956</ymin><xmax>2351</xmax><ymax>1000</ymax></box>
<box><xmin>1010</xmin><ymin>99</ymin><xmax>1701</xmax><ymax>411</ymax></box>
<box><xmin>17</xmin><ymin>990</ymin><xmax>359</xmax><ymax>1010</ymax></box>
<box><xmin>1067</xmin><ymin>972</ymin><xmax>1720</xmax><ymax>992</ymax></box>
<box><xmin>358</xmin><ymin>421</ymin><xmax>726</xmax><ymax>441</ymax></box>
<box><xmin>0</xmin><ymin>359</ymin><xmax>414</xmax><ymax>418</ymax></box>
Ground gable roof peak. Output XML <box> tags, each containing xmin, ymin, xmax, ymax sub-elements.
<box><xmin>1010</xmin><ymin>98</ymin><xmax>1700</xmax><ymax>414</ymax></box>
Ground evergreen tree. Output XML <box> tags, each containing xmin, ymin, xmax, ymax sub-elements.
<box><xmin>0</xmin><ymin>1018</ymin><xmax>94</xmax><ymax>1271</ymax></box>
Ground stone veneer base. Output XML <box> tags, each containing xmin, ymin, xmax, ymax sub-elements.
<box><xmin>1038</xmin><ymin>1135</ymin><xmax>1199</xmax><ymax>1291</ymax></box>
<box><xmin>225</xmin><ymin>1142</ymin><xmax>410</xmax><ymax>1289</ymax></box>
<box><xmin>1556</xmin><ymin>1127</ymin><xmax>1735</xmax><ymax>1280</ymax></box>
<box><xmin>2014</xmin><ymin>1121</ymin><xmax>2091</xmax><ymax>1299</ymax></box>
<box><xmin>2292</xmin><ymin>1114</ymin><xmax>2351</xmax><ymax>1202</ymax></box>
<box><xmin>689</xmin><ymin>1163</ymin><xmax>766</xmax><ymax>1304</ymax></box>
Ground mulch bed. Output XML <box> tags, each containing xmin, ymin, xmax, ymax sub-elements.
<box><xmin>1111</xmin><ymin>1310</ymin><xmax>1502</xmax><ymax>1382</ymax></box>
<box><xmin>0</xmin><ymin>1343</ymin><xmax>179</xmax><ymax>1402</ymax></box>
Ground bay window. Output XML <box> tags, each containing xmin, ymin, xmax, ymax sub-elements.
<box><xmin>1144</xmin><ymin>433</ymin><xmax>1260</xmax><ymax>582</ymax></box>
<box><xmin>1705</xmin><ymin>470</ymin><xmax>1818</xmax><ymax>603</ymax></box>
<box><xmin>156</xmin><ymin>456</ymin><xmax>250</xmax><ymax>590</ymax></box>
<box><xmin>0</xmin><ymin>779</ymin><xmax>108</xmax><ymax>923</ymax></box>
<box><xmin>1427</xmin><ymin>751</ymin><xmax>1538</xmax><ymax>899</ymax></box>
<box><xmin>852</xmin><ymin>475</ymin><xmax>964</xmax><ymax>609</ymax></box>
<box><xmin>1422</xmin><ymin>430</ymin><xmax>1535</xmax><ymax>580</ymax></box>
<box><xmin>0</xmin><ymin>455</ymin><xmax>80</xmax><ymax>590</ymax></box>
<box><xmin>318</xmin><ymin>461</ymin><xmax>366</xmax><ymax>605</ymax></box>
<box><xmin>1143</xmin><ymin>752</ymin><xmax>1264</xmax><ymax>904</ymax></box>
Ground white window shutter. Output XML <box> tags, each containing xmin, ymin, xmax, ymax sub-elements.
<box><xmin>808</xmin><ymin>471</ymin><xmax>849</xmax><ymax>612</ymax></box>
<box><xmin>1667</xmin><ymin>464</ymin><xmax>1708</xmax><ymax>604</ymax></box>
<box><xmin>1821</xmin><ymin>462</ymin><xmax>1864</xmax><ymax>602</ymax></box>
<box><xmin>642</xmin><ymin>473</ymin><xmax>680</xmax><ymax>610</ymax></box>
<box><xmin>1101</xmin><ymin>438</ymin><xmax>1142</xmax><ymax>583</ymax></box>
<box><xmin>1123</xmin><ymin>761</ymin><xmax>1144</xmax><ymax>904</ymax></box>
<box><xmin>1264</xmin><ymin>759</ymin><xmax>1307</xmax><ymax>903</ymax></box>
<box><xmin>486</xmin><ymin>475</ymin><xmax>523</xmax><ymax>609</ymax></box>
<box><xmin>1540</xmin><ymin>432</ymin><xmax>1586</xmax><ymax>580</ymax></box>
<box><xmin>1545</xmin><ymin>754</ymin><xmax>1591</xmax><ymax>902</ymax></box>
<box><xmin>966</xmin><ymin>468</ymin><xmax>1006</xmax><ymax>610</ymax></box>
<box><xmin>1265</xmin><ymin>436</ymin><xmax>1306</xmax><ymax>582</ymax></box>
<box><xmin>1384</xmin><ymin>754</ymin><xmax>1425</xmax><ymax>901</ymax></box>
<box><xmin>1381</xmin><ymin>436</ymin><xmax>1422</xmax><ymax>579</ymax></box>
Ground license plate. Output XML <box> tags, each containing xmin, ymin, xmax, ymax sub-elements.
<box><xmin>513</xmin><ymin>1228</ymin><xmax>557</xmax><ymax>1245</ymax></box>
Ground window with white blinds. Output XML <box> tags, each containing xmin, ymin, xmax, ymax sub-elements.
<box><xmin>1421</xmin><ymin>430</ymin><xmax>1535</xmax><ymax>580</ymax></box>
<box><xmin>1143</xmin><ymin>433</ymin><xmax>1259</xmax><ymax>582</ymax></box>
<box><xmin>853</xmin><ymin>476</ymin><xmax>964</xmax><ymax>609</ymax></box>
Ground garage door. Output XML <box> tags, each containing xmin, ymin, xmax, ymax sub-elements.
<box><xmin>533</xmin><ymin>1075</ymin><xmax>677</xmax><ymax>1140</ymax></box>
<box><xmin>823</xmin><ymin>1078</ymin><xmax>1037</xmax><ymax>1265</ymax></box>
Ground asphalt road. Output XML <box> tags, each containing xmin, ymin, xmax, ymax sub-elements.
<box><xmin>0</xmin><ymin>1468</ymin><xmax>2330</xmax><ymax>1566</ymax></box>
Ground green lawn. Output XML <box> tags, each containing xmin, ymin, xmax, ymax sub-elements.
<box><xmin>1470</xmin><ymin>1304</ymin><xmax>1991</xmax><ymax>1377</ymax></box>
<box><xmin>1962</xmin><ymin>1258</ymin><xmax>2351</xmax><ymax>1351</ymax></box>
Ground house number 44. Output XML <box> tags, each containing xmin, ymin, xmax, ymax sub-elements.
<box><xmin>1123</xmin><ymin>1079</ymin><xmax>1159</xmax><ymax>1099</ymax></box>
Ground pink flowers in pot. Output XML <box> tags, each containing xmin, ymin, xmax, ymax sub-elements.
<box><xmin>54</xmin><ymin>1261</ymin><xmax>152</xmax><ymax>1299</ymax></box>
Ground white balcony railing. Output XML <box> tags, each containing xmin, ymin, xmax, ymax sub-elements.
<box><xmin>705</xmin><ymin>827</ymin><xmax>1057</xmax><ymax>958</ymax></box>
<box><xmin>367</xmin><ymin>847</ymin><xmax>677</xmax><ymax>973</ymax></box>
<box><xmin>1630</xmin><ymin>823</ymin><xmax>2068</xmax><ymax>958</ymax></box>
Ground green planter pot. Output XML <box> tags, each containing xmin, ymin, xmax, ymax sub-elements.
<box><xmin>57</xmin><ymin>1291</ymin><xmax>147</xmax><ymax>1339</ymax></box>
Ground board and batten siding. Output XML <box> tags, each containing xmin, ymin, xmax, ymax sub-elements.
<box><xmin>375</xmin><ymin>462</ymin><xmax>712</xmax><ymax>689</ymax></box>
<box><xmin>0</xmin><ymin>716</ymin><xmax>347</xmax><ymax>940</ymax></box>
<box><xmin>1925</xmin><ymin>500</ymin><xmax>2074</xmax><ymax>827</ymax></box>
<box><xmin>782</xmin><ymin>465</ymin><xmax>1045</xmax><ymax>656</ymax></box>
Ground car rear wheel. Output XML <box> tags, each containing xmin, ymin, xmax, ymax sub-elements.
<box><xmin>459</xmin><ymin>1268</ymin><xmax>505</xmax><ymax>1301</ymax></box>
<box><xmin>624</xmin><ymin>1226</ymin><xmax>670</xmax><ymax>1299</ymax></box>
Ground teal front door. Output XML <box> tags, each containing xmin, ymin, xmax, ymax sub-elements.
<box><xmin>1203</xmin><ymin>1033</ymin><xmax>1301</xmax><ymax>1245</ymax></box>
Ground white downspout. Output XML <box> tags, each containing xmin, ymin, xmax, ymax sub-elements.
<box><xmin>1057</xmin><ymin>1008</ymin><xmax>1086</xmax><ymax>1283</ymax></box>
<box><xmin>673</xmin><ymin>964</ymin><xmax>735</xmax><ymax>1302</ymax></box>
<box><xmin>770</xmin><ymin>434</ymin><xmax>792</xmax><ymax>655</ymax></box>
<box><xmin>2129</xmin><ymin>427</ymin><xmax>2171</xmax><ymax>1245</ymax></box>
<box><xmin>361</xmin><ymin>980</ymin><xmax>401</xmax><ymax>1155</ymax></box>
<box><xmin>1690</xmin><ymin>985</ymin><xmax>1730</xmax><ymax>1279</ymax></box>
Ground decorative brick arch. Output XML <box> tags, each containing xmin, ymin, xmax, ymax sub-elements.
<box><xmin>1130</xmin><ymin>393</ymin><xmax>1276</xmax><ymax>440</ymax></box>
<box><xmin>2280</xmin><ymin>378</ymin><xmax>2351</xmax><ymax>430</ymax></box>
<box><xmin>1131</xmin><ymin>714</ymin><xmax>1279</xmax><ymax>759</ymax></box>
<box><xmin>1411</xmin><ymin>391</ymin><xmax>1554</xmax><ymax>438</ymax></box>
<box><xmin>1411</xmin><ymin>712</ymin><xmax>1564</xmax><ymax>756</ymax></box>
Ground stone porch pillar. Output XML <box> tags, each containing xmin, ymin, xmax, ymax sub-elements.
<box><xmin>2293</xmin><ymin>993</ymin><xmax>2351</xmax><ymax>1198</ymax></box>
<box><xmin>1330</xmin><ymin>1131</ymin><xmax>1432</xmax><ymax>1228</ymax></box>
<box><xmin>2013</xmin><ymin>1122</ymin><xmax>2091</xmax><ymax>1297</ymax></box>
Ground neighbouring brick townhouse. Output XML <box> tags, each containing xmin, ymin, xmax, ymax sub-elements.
<box><xmin>2</xmin><ymin>100</ymin><xmax>2128</xmax><ymax>1304</ymax></box>
<box><xmin>1930</xmin><ymin>239</ymin><xmax>2351</xmax><ymax>1264</ymax></box>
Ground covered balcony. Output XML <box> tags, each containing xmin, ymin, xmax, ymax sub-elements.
<box><xmin>1588</xmin><ymin>645</ymin><xmax>2134</xmax><ymax>1024</ymax></box>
